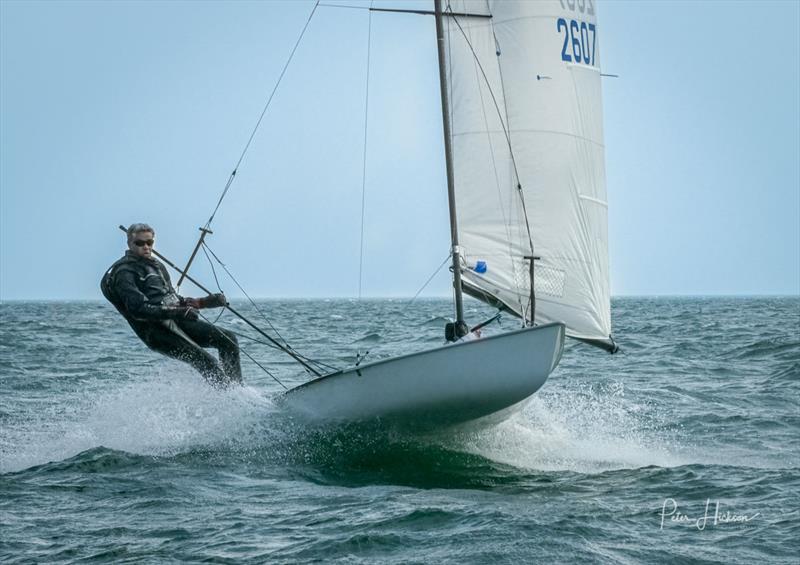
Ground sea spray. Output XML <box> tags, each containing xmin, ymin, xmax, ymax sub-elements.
<box><xmin>440</xmin><ymin>379</ymin><xmax>683</xmax><ymax>473</ymax></box>
<box><xmin>1</xmin><ymin>367</ymin><xmax>275</xmax><ymax>473</ymax></box>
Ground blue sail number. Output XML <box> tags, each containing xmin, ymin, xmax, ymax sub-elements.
<box><xmin>557</xmin><ymin>18</ymin><xmax>596</xmax><ymax>66</ymax></box>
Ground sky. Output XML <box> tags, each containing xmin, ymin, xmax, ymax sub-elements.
<box><xmin>1</xmin><ymin>0</ymin><xmax>798</xmax><ymax>300</ymax></box>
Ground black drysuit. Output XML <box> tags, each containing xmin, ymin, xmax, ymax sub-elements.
<box><xmin>102</xmin><ymin>251</ymin><xmax>241</xmax><ymax>386</ymax></box>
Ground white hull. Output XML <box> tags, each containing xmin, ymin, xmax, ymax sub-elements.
<box><xmin>280</xmin><ymin>322</ymin><xmax>566</xmax><ymax>429</ymax></box>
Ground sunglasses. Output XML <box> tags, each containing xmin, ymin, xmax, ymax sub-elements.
<box><xmin>134</xmin><ymin>239</ymin><xmax>155</xmax><ymax>247</ymax></box>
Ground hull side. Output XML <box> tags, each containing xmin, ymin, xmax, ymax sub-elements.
<box><xmin>280</xmin><ymin>323</ymin><xmax>565</xmax><ymax>428</ymax></box>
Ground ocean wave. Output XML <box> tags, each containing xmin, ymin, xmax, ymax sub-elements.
<box><xmin>353</xmin><ymin>333</ymin><xmax>382</xmax><ymax>343</ymax></box>
<box><xmin>12</xmin><ymin>446</ymin><xmax>150</xmax><ymax>476</ymax></box>
<box><xmin>772</xmin><ymin>361</ymin><xmax>800</xmax><ymax>380</ymax></box>
<box><xmin>719</xmin><ymin>336</ymin><xmax>800</xmax><ymax>361</ymax></box>
<box><xmin>420</xmin><ymin>316</ymin><xmax>451</xmax><ymax>326</ymax></box>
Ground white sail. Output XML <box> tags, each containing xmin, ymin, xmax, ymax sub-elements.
<box><xmin>442</xmin><ymin>0</ymin><xmax>613</xmax><ymax>349</ymax></box>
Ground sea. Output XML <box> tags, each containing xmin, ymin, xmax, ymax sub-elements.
<box><xmin>1</xmin><ymin>297</ymin><xmax>798</xmax><ymax>564</ymax></box>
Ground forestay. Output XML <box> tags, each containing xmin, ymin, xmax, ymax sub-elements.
<box><xmin>442</xmin><ymin>0</ymin><xmax>613</xmax><ymax>350</ymax></box>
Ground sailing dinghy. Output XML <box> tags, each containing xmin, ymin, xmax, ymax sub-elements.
<box><xmin>166</xmin><ymin>0</ymin><xmax>615</xmax><ymax>428</ymax></box>
<box><xmin>276</xmin><ymin>0</ymin><xmax>616</xmax><ymax>428</ymax></box>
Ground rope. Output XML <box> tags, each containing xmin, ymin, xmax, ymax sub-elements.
<box><xmin>358</xmin><ymin>2</ymin><xmax>373</xmax><ymax>299</ymax></box>
<box><xmin>204</xmin><ymin>0</ymin><xmax>321</xmax><ymax>229</ymax></box>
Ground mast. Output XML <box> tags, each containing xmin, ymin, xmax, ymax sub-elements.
<box><xmin>434</xmin><ymin>0</ymin><xmax>465</xmax><ymax>329</ymax></box>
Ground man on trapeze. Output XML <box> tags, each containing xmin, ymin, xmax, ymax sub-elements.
<box><xmin>101</xmin><ymin>223</ymin><xmax>242</xmax><ymax>386</ymax></box>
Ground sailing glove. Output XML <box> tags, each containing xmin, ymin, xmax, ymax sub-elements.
<box><xmin>182</xmin><ymin>294</ymin><xmax>227</xmax><ymax>309</ymax></box>
<box><xmin>202</xmin><ymin>293</ymin><xmax>228</xmax><ymax>309</ymax></box>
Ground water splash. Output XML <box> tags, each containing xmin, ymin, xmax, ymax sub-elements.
<box><xmin>1</xmin><ymin>367</ymin><xmax>276</xmax><ymax>473</ymax></box>
<box><xmin>451</xmin><ymin>381</ymin><xmax>687</xmax><ymax>474</ymax></box>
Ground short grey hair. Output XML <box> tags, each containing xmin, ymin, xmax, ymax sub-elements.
<box><xmin>127</xmin><ymin>223</ymin><xmax>155</xmax><ymax>242</ymax></box>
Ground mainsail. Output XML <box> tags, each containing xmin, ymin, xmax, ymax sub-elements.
<box><xmin>441</xmin><ymin>0</ymin><xmax>614</xmax><ymax>350</ymax></box>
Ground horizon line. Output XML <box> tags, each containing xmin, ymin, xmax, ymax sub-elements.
<box><xmin>1</xmin><ymin>293</ymin><xmax>799</xmax><ymax>303</ymax></box>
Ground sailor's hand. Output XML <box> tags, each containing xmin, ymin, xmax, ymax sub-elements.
<box><xmin>203</xmin><ymin>293</ymin><xmax>228</xmax><ymax>308</ymax></box>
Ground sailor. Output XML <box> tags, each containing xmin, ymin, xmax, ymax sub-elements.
<box><xmin>458</xmin><ymin>328</ymin><xmax>482</xmax><ymax>342</ymax></box>
<box><xmin>444</xmin><ymin>320</ymin><xmax>482</xmax><ymax>343</ymax></box>
<box><xmin>101</xmin><ymin>223</ymin><xmax>242</xmax><ymax>387</ymax></box>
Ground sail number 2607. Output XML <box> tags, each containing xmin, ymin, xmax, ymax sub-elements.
<box><xmin>557</xmin><ymin>19</ymin><xmax>597</xmax><ymax>66</ymax></box>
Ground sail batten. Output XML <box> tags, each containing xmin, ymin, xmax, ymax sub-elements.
<box><xmin>443</xmin><ymin>0</ymin><xmax>613</xmax><ymax>346</ymax></box>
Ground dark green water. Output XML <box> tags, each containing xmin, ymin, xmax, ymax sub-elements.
<box><xmin>1</xmin><ymin>297</ymin><xmax>798</xmax><ymax>563</ymax></box>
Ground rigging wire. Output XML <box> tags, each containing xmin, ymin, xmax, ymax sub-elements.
<box><xmin>231</xmin><ymin>330</ymin><xmax>340</xmax><ymax>372</ymax></box>
<box><xmin>357</xmin><ymin>1</ymin><xmax>374</xmax><ymax>299</ymax></box>
<box><xmin>201</xmin><ymin>242</ymin><xmax>333</xmax><ymax>375</ymax></box>
<box><xmin>202</xmin><ymin>244</ymin><xmax>223</xmax><ymax>292</ymax></box>
<box><xmin>317</xmin><ymin>2</ymin><xmax>369</xmax><ymax>10</ymax></box>
<box><xmin>202</xmin><ymin>243</ymin><xmax>288</xmax><ymax>346</ymax></box>
<box><xmin>204</xmin><ymin>0</ymin><xmax>321</xmax><ymax>229</ymax></box>
<box><xmin>407</xmin><ymin>252</ymin><xmax>452</xmax><ymax>306</ymax></box>
<box><xmin>200</xmin><ymin>243</ymin><xmax>225</xmax><ymax>324</ymax></box>
<box><xmin>183</xmin><ymin>235</ymin><xmax>327</xmax><ymax>374</ymax></box>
